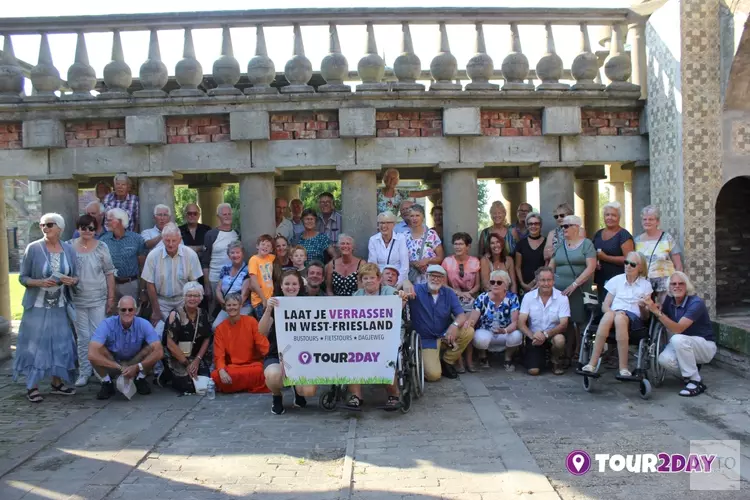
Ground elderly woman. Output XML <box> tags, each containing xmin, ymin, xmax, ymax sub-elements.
<box><xmin>593</xmin><ymin>202</ymin><xmax>634</xmax><ymax>304</ymax></box>
<box><xmin>71</xmin><ymin>214</ymin><xmax>116</xmax><ymax>387</ymax></box>
<box><xmin>480</xmin><ymin>233</ymin><xmax>517</xmax><ymax>294</ymax></box>
<box><xmin>71</xmin><ymin>201</ymin><xmax>107</xmax><ymax>240</ymax></box>
<box><xmin>163</xmin><ymin>282</ymin><xmax>213</xmax><ymax>393</ymax></box>
<box><xmin>405</xmin><ymin>204</ymin><xmax>444</xmax><ymax>284</ymax></box>
<box><xmin>515</xmin><ymin>212</ymin><xmax>547</xmax><ymax>294</ymax></box>
<box><xmin>468</xmin><ymin>270</ymin><xmax>522</xmax><ymax>371</ymax></box>
<box><xmin>213</xmin><ymin>241</ymin><xmax>251</xmax><ymax>329</ymax></box>
<box><xmin>644</xmin><ymin>272</ymin><xmax>716</xmax><ymax>397</ymax></box>
<box><xmin>377</xmin><ymin>168</ymin><xmax>439</xmax><ymax>216</ymax></box>
<box><xmin>325</xmin><ymin>234</ymin><xmax>363</xmax><ymax>296</ymax></box>
<box><xmin>635</xmin><ymin>205</ymin><xmax>683</xmax><ymax>301</ymax></box>
<box><xmin>544</xmin><ymin>203</ymin><xmax>586</xmax><ymax>261</ymax></box>
<box><xmin>478</xmin><ymin>201</ymin><xmax>517</xmax><ymax>257</ymax></box>
<box><xmin>581</xmin><ymin>252</ymin><xmax>653</xmax><ymax>378</ymax></box>
<box><xmin>294</xmin><ymin>208</ymin><xmax>335</xmax><ymax>265</ymax></box>
<box><xmin>14</xmin><ymin>213</ymin><xmax>79</xmax><ymax>402</ymax></box>
<box><xmin>549</xmin><ymin>215</ymin><xmax>597</xmax><ymax>365</ymax></box>
<box><xmin>368</xmin><ymin>211</ymin><xmax>409</xmax><ymax>287</ymax></box>
<box><xmin>442</xmin><ymin>232</ymin><xmax>481</xmax><ymax>372</ymax></box>
<box><xmin>260</xmin><ymin>270</ymin><xmax>313</xmax><ymax>415</ymax></box>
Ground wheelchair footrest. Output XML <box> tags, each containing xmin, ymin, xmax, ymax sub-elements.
<box><xmin>375</xmin><ymin>403</ymin><xmax>401</xmax><ymax>412</ymax></box>
<box><xmin>575</xmin><ymin>369</ymin><xmax>601</xmax><ymax>378</ymax></box>
<box><xmin>615</xmin><ymin>374</ymin><xmax>643</xmax><ymax>382</ymax></box>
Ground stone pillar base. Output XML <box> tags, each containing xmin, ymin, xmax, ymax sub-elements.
<box><xmin>340</xmin><ymin>170</ymin><xmax>378</xmax><ymax>260</ymax></box>
<box><xmin>441</xmin><ymin>168</ymin><xmax>479</xmax><ymax>255</ymax></box>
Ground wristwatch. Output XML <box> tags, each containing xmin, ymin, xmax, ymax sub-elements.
<box><xmin>138</xmin><ymin>362</ymin><xmax>144</xmax><ymax>373</ymax></box>
<box><xmin>451</xmin><ymin>321</ymin><xmax>459</xmax><ymax>328</ymax></box>
<box><xmin>543</xmin><ymin>331</ymin><xmax>549</xmax><ymax>339</ymax></box>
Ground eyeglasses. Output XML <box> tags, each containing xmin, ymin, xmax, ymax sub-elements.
<box><xmin>427</xmin><ymin>273</ymin><xmax>444</xmax><ymax>280</ymax></box>
<box><xmin>377</xmin><ymin>221</ymin><xmax>394</xmax><ymax>225</ymax></box>
<box><xmin>185</xmin><ymin>293</ymin><xmax>202</xmax><ymax>299</ymax></box>
<box><xmin>553</xmin><ymin>214</ymin><xmax>566</xmax><ymax>219</ymax></box>
<box><xmin>670</xmin><ymin>282</ymin><xmax>686</xmax><ymax>287</ymax></box>
<box><xmin>458</xmin><ymin>263</ymin><xmax>465</xmax><ymax>278</ymax></box>
<box><xmin>119</xmin><ymin>307</ymin><xmax>135</xmax><ymax>313</ymax></box>
<box><xmin>79</xmin><ymin>225</ymin><xmax>96</xmax><ymax>232</ymax></box>
<box><xmin>489</xmin><ymin>280</ymin><xmax>506</xmax><ymax>286</ymax></box>
<box><xmin>623</xmin><ymin>260</ymin><xmax>638</xmax><ymax>268</ymax></box>
<box><xmin>527</xmin><ymin>222</ymin><xmax>541</xmax><ymax>227</ymax></box>
<box><xmin>40</xmin><ymin>222</ymin><xmax>56</xmax><ymax>229</ymax></box>
<box><xmin>186</xmin><ymin>211</ymin><xmax>199</xmax><ymax>216</ymax></box>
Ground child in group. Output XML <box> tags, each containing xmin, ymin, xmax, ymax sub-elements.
<box><xmin>291</xmin><ymin>245</ymin><xmax>308</xmax><ymax>286</ymax></box>
<box><xmin>249</xmin><ymin>235</ymin><xmax>276</xmax><ymax>319</ymax></box>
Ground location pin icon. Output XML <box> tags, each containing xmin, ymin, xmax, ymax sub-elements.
<box><xmin>572</xmin><ymin>454</ymin><xmax>585</xmax><ymax>472</ymax></box>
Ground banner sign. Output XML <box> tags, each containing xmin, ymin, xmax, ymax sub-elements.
<box><xmin>274</xmin><ymin>295</ymin><xmax>402</xmax><ymax>386</ymax></box>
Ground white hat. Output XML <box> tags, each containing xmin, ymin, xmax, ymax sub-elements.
<box><xmin>383</xmin><ymin>264</ymin><xmax>400</xmax><ymax>275</ymax></box>
<box><xmin>426</xmin><ymin>264</ymin><xmax>446</xmax><ymax>276</ymax></box>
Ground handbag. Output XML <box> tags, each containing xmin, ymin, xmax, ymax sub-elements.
<box><xmin>178</xmin><ymin>313</ymin><xmax>201</xmax><ymax>356</ymax></box>
<box><xmin>408</xmin><ymin>227</ymin><xmax>429</xmax><ymax>283</ymax></box>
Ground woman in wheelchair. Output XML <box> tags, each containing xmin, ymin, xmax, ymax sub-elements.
<box><xmin>581</xmin><ymin>252</ymin><xmax>652</xmax><ymax>377</ymax></box>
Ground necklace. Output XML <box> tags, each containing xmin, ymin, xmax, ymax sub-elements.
<box><xmin>528</xmin><ymin>234</ymin><xmax>542</xmax><ymax>240</ymax></box>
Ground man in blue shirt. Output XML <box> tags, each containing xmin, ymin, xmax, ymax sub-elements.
<box><xmin>408</xmin><ymin>265</ymin><xmax>474</xmax><ymax>381</ymax></box>
<box><xmin>88</xmin><ymin>296</ymin><xmax>164</xmax><ymax>400</ymax></box>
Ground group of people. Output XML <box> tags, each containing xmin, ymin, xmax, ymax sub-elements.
<box><xmin>11</xmin><ymin>170</ymin><xmax>716</xmax><ymax>410</ymax></box>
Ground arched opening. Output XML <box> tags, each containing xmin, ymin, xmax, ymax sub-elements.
<box><xmin>715</xmin><ymin>176</ymin><xmax>750</xmax><ymax>319</ymax></box>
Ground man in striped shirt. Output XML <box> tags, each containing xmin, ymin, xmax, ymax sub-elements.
<box><xmin>103</xmin><ymin>173</ymin><xmax>140</xmax><ymax>233</ymax></box>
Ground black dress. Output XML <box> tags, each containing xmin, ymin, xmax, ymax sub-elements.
<box><xmin>593</xmin><ymin>228</ymin><xmax>633</xmax><ymax>302</ymax></box>
<box><xmin>515</xmin><ymin>236</ymin><xmax>547</xmax><ymax>284</ymax></box>
<box><xmin>331</xmin><ymin>259</ymin><xmax>361</xmax><ymax>296</ymax></box>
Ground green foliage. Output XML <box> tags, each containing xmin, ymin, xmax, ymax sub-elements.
<box><xmin>300</xmin><ymin>182</ymin><xmax>341</xmax><ymax>211</ymax></box>
<box><xmin>223</xmin><ymin>184</ymin><xmax>241</xmax><ymax>231</ymax></box>
<box><xmin>173</xmin><ymin>186</ymin><xmax>197</xmax><ymax>225</ymax></box>
<box><xmin>478</xmin><ymin>181</ymin><xmax>490</xmax><ymax>228</ymax></box>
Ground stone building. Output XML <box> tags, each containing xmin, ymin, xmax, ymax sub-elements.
<box><xmin>0</xmin><ymin>2</ymin><xmax>748</xmax><ymax>370</ymax></box>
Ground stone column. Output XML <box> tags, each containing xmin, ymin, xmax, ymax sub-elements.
<box><xmin>197</xmin><ymin>185</ymin><xmax>224</xmax><ymax>226</ymax></box>
<box><xmin>628</xmin><ymin>22</ymin><xmax>647</xmax><ymax>100</ymax></box>
<box><xmin>275</xmin><ymin>184</ymin><xmax>301</xmax><ymax>202</ymax></box>
<box><xmin>440</xmin><ymin>163</ymin><xmax>481</xmax><ymax>255</ymax></box>
<box><xmin>500</xmin><ymin>181</ymin><xmax>526</xmax><ymax>218</ymax></box>
<box><xmin>610</xmin><ymin>181</ymin><xmax>626</xmax><ymax>208</ymax></box>
<box><xmin>575</xmin><ymin>180</ymin><xmax>600</xmax><ymax>237</ymax></box>
<box><xmin>238</xmin><ymin>173</ymin><xmax>276</xmax><ymax>257</ymax></box>
<box><xmin>138</xmin><ymin>176</ymin><xmax>175</xmax><ymax>232</ymax></box>
<box><xmin>0</xmin><ymin>184</ymin><xmax>10</xmax><ymax>320</ymax></box>
<box><xmin>339</xmin><ymin>167</ymin><xmax>378</xmax><ymax>259</ymax></box>
<box><xmin>628</xmin><ymin>163</ymin><xmax>650</xmax><ymax>235</ymax></box>
<box><xmin>539</xmin><ymin>163</ymin><xmax>578</xmax><ymax>235</ymax></box>
<box><xmin>41</xmin><ymin>179</ymin><xmax>79</xmax><ymax>241</ymax></box>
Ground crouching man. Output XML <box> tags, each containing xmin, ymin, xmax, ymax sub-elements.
<box><xmin>88</xmin><ymin>296</ymin><xmax>164</xmax><ymax>400</ymax></box>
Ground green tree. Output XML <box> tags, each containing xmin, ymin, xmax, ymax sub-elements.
<box><xmin>300</xmin><ymin>181</ymin><xmax>341</xmax><ymax>211</ymax></box>
<box><xmin>173</xmin><ymin>186</ymin><xmax>197</xmax><ymax>225</ymax></box>
<box><xmin>478</xmin><ymin>180</ymin><xmax>490</xmax><ymax>228</ymax></box>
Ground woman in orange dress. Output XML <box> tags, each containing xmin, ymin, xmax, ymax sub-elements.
<box><xmin>211</xmin><ymin>293</ymin><xmax>270</xmax><ymax>393</ymax></box>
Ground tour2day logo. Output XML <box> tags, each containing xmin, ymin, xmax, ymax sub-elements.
<box><xmin>565</xmin><ymin>441</ymin><xmax>741</xmax><ymax>491</ymax></box>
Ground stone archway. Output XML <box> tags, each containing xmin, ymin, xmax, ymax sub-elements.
<box><xmin>715</xmin><ymin>176</ymin><xmax>750</xmax><ymax>312</ymax></box>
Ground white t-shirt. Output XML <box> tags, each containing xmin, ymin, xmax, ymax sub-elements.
<box><xmin>605</xmin><ymin>274</ymin><xmax>653</xmax><ymax>316</ymax></box>
<box><xmin>209</xmin><ymin>230</ymin><xmax>238</xmax><ymax>282</ymax></box>
<box><xmin>520</xmin><ymin>288</ymin><xmax>571</xmax><ymax>333</ymax></box>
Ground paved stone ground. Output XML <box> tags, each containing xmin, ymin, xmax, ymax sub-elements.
<box><xmin>0</xmin><ymin>336</ymin><xmax>747</xmax><ymax>500</ymax></box>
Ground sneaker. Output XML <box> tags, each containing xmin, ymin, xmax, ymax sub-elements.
<box><xmin>292</xmin><ymin>387</ymin><xmax>307</xmax><ymax>408</ymax></box>
<box><xmin>75</xmin><ymin>375</ymin><xmax>89</xmax><ymax>387</ymax></box>
<box><xmin>271</xmin><ymin>395</ymin><xmax>285</xmax><ymax>415</ymax></box>
<box><xmin>97</xmin><ymin>381</ymin><xmax>116</xmax><ymax>400</ymax></box>
<box><xmin>134</xmin><ymin>377</ymin><xmax>152</xmax><ymax>395</ymax></box>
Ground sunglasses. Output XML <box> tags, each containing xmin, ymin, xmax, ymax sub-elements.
<box><xmin>119</xmin><ymin>307</ymin><xmax>135</xmax><ymax>313</ymax></box>
<box><xmin>561</xmin><ymin>224</ymin><xmax>573</xmax><ymax>229</ymax></box>
<box><xmin>553</xmin><ymin>214</ymin><xmax>566</xmax><ymax>219</ymax></box>
<box><xmin>458</xmin><ymin>263</ymin><xmax>465</xmax><ymax>278</ymax></box>
<box><xmin>40</xmin><ymin>222</ymin><xmax>56</xmax><ymax>229</ymax></box>
<box><xmin>489</xmin><ymin>280</ymin><xmax>506</xmax><ymax>286</ymax></box>
<box><xmin>186</xmin><ymin>211</ymin><xmax>199</xmax><ymax>216</ymax></box>
<box><xmin>527</xmin><ymin>222</ymin><xmax>541</xmax><ymax>227</ymax></box>
<box><xmin>79</xmin><ymin>225</ymin><xmax>96</xmax><ymax>232</ymax></box>
<box><xmin>624</xmin><ymin>260</ymin><xmax>638</xmax><ymax>268</ymax></box>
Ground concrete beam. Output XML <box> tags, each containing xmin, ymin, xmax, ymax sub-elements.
<box><xmin>459</xmin><ymin>136</ymin><xmax>559</xmax><ymax>164</ymax></box>
<box><xmin>356</xmin><ymin>137</ymin><xmax>459</xmax><ymax>166</ymax></box>
<box><xmin>149</xmin><ymin>141</ymin><xmax>251</xmax><ymax>174</ymax></box>
<box><xmin>230</xmin><ymin>110</ymin><xmax>269</xmax><ymax>141</ymax></box>
<box><xmin>339</xmin><ymin>108</ymin><xmax>375</xmax><ymax>138</ymax></box>
<box><xmin>253</xmin><ymin>139</ymin><xmax>355</xmax><ymax>168</ymax></box>
<box><xmin>22</xmin><ymin>119</ymin><xmax>65</xmax><ymax>149</ymax></box>
<box><xmin>443</xmin><ymin>107</ymin><xmax>481</xmax><ymax>136</ymax></box>
<box><xmin>125</xmin><ymin>115</ymin><xmax>167</xmax><ymax>145</ymax></box>
<box><xmin>50</xmin><ymin>146</ymin><xmax>149</xmax><ymax>176</ymax></box>
<box><xmin>560</xmin><ymin>136</ymin><xmax>649</xmax><ymax>163</ymax></box>
<box><xmin>542</xmin><ymin>107</ymin><xmax>581</xmax><ymax>135</ymax></box>
<box><xmin>0</xmin><ymin>149</ymin><xmax>49</xmax><ymax>178</ymax></box>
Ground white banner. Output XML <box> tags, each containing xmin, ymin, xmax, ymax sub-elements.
<box><xmin>274</xmin><ymin>295</ymin><xmax>402</xmax><ymax>386</ymax></box>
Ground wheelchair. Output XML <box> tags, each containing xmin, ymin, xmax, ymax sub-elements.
<box><xmin>318</xmin><ymin>303</ymin><xmax>424</xmax><ymax>414</ymax></box>
<box><xmin>575</xmin><ymin>300</ymin><xmax>667</xmax><ymax>400</ymax></box>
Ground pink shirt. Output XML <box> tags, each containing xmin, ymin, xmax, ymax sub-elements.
<box><xmin>442</xmin><ymin>256</ymin><xmax>480</xmax><ymax>292</ymax></box>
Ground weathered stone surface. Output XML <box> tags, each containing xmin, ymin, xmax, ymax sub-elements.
<box><xmin>0</xmin><ymin>149</ymin><xmax>49</xmax><ymax>177</ymax></box>
<box><xmin>542</xmin><ymin>106</ymin><xmax>582</xmax><ymax>135</ymax></box>
<box><xmin>442</xmin><ymin>168</ymin><xmax>479</xmax><ymax>254</ymax></box>
<box><xmin>340</xmin><ymin>170</ymin><xmax>377</xmax><ymax>259</ymax></box>
<box><xmin>561</xmin><ymin>135</ymin><xmax>649</xmax><ymax>162</ymax></box>
<box><xmin>50</xmin><ymin>145</ymin><xmax>149</xmax><ymax>176</ymax></box>
<box><xmin>443</xmin><ymin>107</ymin><xmax>481</xmax><ymax>136</ymax></box>
<box><xmin>230</xmin><ymin>111</ymin><xmax>269</xmax><ymax>141</ymax></box>
<box><xmin>339</xmin><ymin>108</ymin><xmax>375</xmax><ymax>138</ymax></box>
<box><xmin>138</xmin><ymin>176</ymin><xmax>175</xmax><ymax>231</ymax></box>
<box><xmin>238</xmin><ymin>173</ymin><xmax>275</xmax><ymax>256</ymax></box>
<box><xmin>253</xmin><ymin>139</ymin><xmax>354</xmax><ymax>168</ymax></box>
<box><xmin>22</xmin><ymin>120</ymin><xmax>65</xmax><ymax>149</ymax></box>
<box><xmin>125</xmin><ymin>116</ymin><xmax>166</xmax><ymax>145</ymax></box>
<box><xmin>149</xmin><ymin>141</ymin><xmax>250</xmax><ymax>174</ymax></box>
<box><xmin>357</xmin><ymin>137</ymin><xmax>459</xmax><ymax>165</ymax></box>
<box><xmin>459</xmin><ymin>136</ymin><xmax>559</xmax><ymax>163</ymax></box>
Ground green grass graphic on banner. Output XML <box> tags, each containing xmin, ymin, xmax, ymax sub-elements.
<box><xmin>284</xmin><ymin>376</ymin><xmax>393</xmax><ymax>386</ymax></box>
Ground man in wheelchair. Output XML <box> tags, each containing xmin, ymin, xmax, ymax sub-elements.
<box><xmin>581</xmin><ymin>251</ymin><xmax>652</xmax><ymax>378</ymax></box>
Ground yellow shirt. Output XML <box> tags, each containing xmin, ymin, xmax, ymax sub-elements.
<box><xmin>248</xmin><ymin>254</ymin><xmax>275</xmax><ymax>307</ymax></box>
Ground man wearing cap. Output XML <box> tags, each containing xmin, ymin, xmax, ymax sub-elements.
<box><xmin>407</xmin><ymin>265</ymin><xmax>474</xmax><ymax>381</ymax></box>
<box><xmin>382</xmin><ymin>264</ymin><xmax>415</xmax><ymax>297</ymax></box>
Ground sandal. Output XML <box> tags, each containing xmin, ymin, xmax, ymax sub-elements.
<box><xmin>455</xmin><ymin>359</ymin><xmax>466</xmax><ymax>374</ymax></box>
<box><xmin>504</xmin><ymin>360</ymin><xmax>515</xmax><ymax>372</ymax></box>
<box><xmin>618</xmin><ymin>369</ymin><xmax>632</xmax><ymax>378</ymax></box>
<box><xmin>679</xmin><ymin>380</ymin><xmax>706</xmax><ymax>397</ymax></box>
<box><xmin>26</xmin><ymin>388</ymin><xmax>43</xmax><ymax>403</ymax></box>
<box><xmin>50</xmin><ymin>383</ymin><xmax>76</xmax><ymax>396</ymax></box>
<box><xmin>479</xmin><ymin>358</ymin><xmax>490</xmax><ymax>369</ymax></box>
<box><xmin>552</xmin><ymin>361</ymin><xmax>565</xmax><ymax>376</ymax></box>
<box><xmin>384</xmin><ymin>395</ymin><xmax>400</xmax><ymax>412</ymax></box>
<box><xmin>345</xmin><ymin>394</ymin><xmax>363</xmax><ymax>411</ymax></box>
<box><xmin>581</xmin><ymin>364</ymin><xmax>597</xmax><ymax>374</ymax></box>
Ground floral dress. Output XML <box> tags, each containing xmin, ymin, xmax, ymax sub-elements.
<box><xmin>405</xmin><ymin>227</ymin><xmax>442</xmax><ymax>284</ymax></box>
<box><xmin>473</xmin><ymin>291</ymin><xmax>520</xmax><ymax>331</ymax></box>
<box><xmin>377</xmin><ymin>189</ymin><xmax>410</xmax><ymax>216</ymax></box>
<box><xmin>635</xmin><ymin>232</ymin><xmax>681</xmax><ymax>293</ymax></box>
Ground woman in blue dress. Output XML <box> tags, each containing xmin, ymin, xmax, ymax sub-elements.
<box><xmin>14</xmin><ymin>213</ymin><xmax>79</xmax><ymax>402</ymax></box>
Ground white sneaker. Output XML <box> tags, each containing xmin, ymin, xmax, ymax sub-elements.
<box><xmin>75</xmin><ymin>375</ymin><xmax>89</xmax><ymax>387</ymax></box>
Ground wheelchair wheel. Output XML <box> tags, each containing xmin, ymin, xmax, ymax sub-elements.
<box><xmin>651</xmin><ymin>323</ymin><xmax>667</xmax><ymax>387</ymax></box>
<box><xmin>410</xmin><ymin>332</ymin><xmax>424</xmax><ymax>398</ymax></box>
<box><xmin>582</xmin><ymin>375</ymin><xmax>593</xmax><ymax>392</ymax></box>
<box><xmin>319</xmin><ymin>386</ymin><xmax>338</xmax><ymax>411</ymax></box>
<box><xmin>399</xmin><ymin>391</ymin><xmax>412</xmax><ymax>414</ymax></box>
<box><xmin>639</xmin><ymin>379</ymin><xmax>652</xmax><ymax>400</ymax></box>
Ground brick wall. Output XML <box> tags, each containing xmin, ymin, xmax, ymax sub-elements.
<box><xmin>481</xmin><ymin>111</ymin><xmax>542</xmax><ymax>136</ymax></box>
<box><xmin>716</xmin><ymin>176</ymin><xmax>750</xmax><ymax>310</ymax></box>
<box><xmin>0</xmin><ymin>123</ymin><xmax>22</xmax><ymax>150</ymax></box>
<box><xmin>376</xmin><ymin>110</ymin><xmax>442</xmax><ymax>137</ymax></box>
<box><xmin>65</xmin><ymin>120</ymin><xmax>126</xmax><ymax>148</ymax></box>
<box><xmin>581</xmin><ymin>110</ymin><xmax>640</xmax><ymax>136</ymax></box>
<box><xmin>270</xmin><ymin>111</ymin><xmax>339</xmax><ymax>140</ymax></box>
<box><xmin>166</xmin><ymin>116</ymin><xmax>230</xmax><ymax>144</ymax></box>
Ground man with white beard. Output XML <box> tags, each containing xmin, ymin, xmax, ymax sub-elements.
<box><xmin>406</xmin><ymin>265</ymin><xmax>474</xmax><ymax>382</ymax></box>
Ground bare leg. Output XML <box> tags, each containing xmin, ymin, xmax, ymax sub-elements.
<box><xmin>614</xmin><ymin>312</ymin><xmax>631</xmax><ymax>372</ymax></box>
<box><xmin>587</xmin><ymin>311</ymin><xmax>615</xmax><ymax>368</ymax></box>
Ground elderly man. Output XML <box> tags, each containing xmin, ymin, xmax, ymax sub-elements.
<box><xmin>290</xmin><ymin>198</ymin><xmax>304</xmax><ymax>239</ymax></box>
<box><xmin>142</xmin><ymin>223</ymin><xmax>203</xmax><ymax>325</ymax></box>
<box><xmin>179</xmin><ymin>203</ymin><xmax>211</xmax><ymax>255</ymax></box>
<box><xmin>103</xmin><ymin>173</ymin><xmax>140</xmax><ymax>232</ymax></box>
<box><xmin>408</xmin><ymin>265</ymin><xmax>474</xmax><ymax>381</ymax></box>
<box><xmin>518</xmin><ymin>267</ymin><xmax>570</xmax><ymax>376</ymax></box>
<box><xmin>71</xmin><ymin>201</ymin><xmax>106</xmax><ymax>239</ymax></box>
<box><xmin>275</xmin><ymin>198</ymin><xmax>294</xmax><ymax>242</ymax></box>
<box><xmin>88</xmin><ymin>296</ymin><xmax>164</xmax><ymax>400</ymax></box>
<box><xmin>306</xmin><ymin>260</ymin><xmax>326</xmax><ymax>296</ymax></box>
<box><xmin>100</xmin><ymin>208</ymin><xmax>147</xmax><ymax>311</ymax></box>
<box><xmin>202</xmin><ymin>203</ymin><xmax>238</xmax><ymax>305</ymax></box>
<box><xmin>394</xmin><ymin>199</ymin><xmax>414</xmax><ymax>234</ymax></box>
<box><xmin>141</xmin><ymin>204</ymin><xmax>172</xmax><ymax>250</ymax></box>
<box><xmin>316</xmin><ymin>192</ymin><xmax>342</xmax><ymax>245</ymax></box>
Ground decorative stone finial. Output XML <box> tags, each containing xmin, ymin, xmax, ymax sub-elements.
<box><xmin>357</xmin><ymin>23</ymin><xmax>387</xmax><ymax>92</ymax></box>
<box><xmin>172</xmin><ymin>28</ymin><xmax>204</xmax><ymax>97</ymax></box>
<box><xmin>429</xmin><ymin>22</ymin><xmax>461</xmax><ymax>91</ymax></box>
<box><xmin>319</xmin><ymin>24</ymin><xmax>350</xmax><ymax>92</ymax></box>
<box><xmin>536</xmin><ymin>23</ymin><xmax>568</xmax><ymax>91</ymax></box>
<box><xmin>64</xmin><ymin>32</ymin><xmax>96</xmax><ymax>100</ymax></box>
<box><xmin>392</xmin><ymin>22</ymin><xmax>424</xmax><ymax>91</ymax></box>
<box><xmin>209</xmin><ymin>26</ymin><xmax>242</xmax><ymax>96</ymax></box>
<box><xmin>133</xmin><ymin>29</ymin><xmax>168</xmax><ymax>97</ymax></box>
<box><xmin>0</xmin><ymin>34</ymin><xmax>24</xmax><ymax>103</ymax></box>
<box><xmin>466</xmin><ymin>23</ymin><xmax>497</xmax><ymax>91</ymax></box>
<box><xmin>246</xmin><ymin>25</ymin><xmax>277</xmax><ymax>95</ymax></box>
<box><xmin>29</xmin><ymin>33</ymin><xmax>60</xmax><ymax>101</ymax></box>
<box><xmin>282</xmin><ymin>24</ymin><xmax>314</xmax><ymax>93</ymax></box>
<box><xmin>571</xmin><ymin>23</ymin><xmax>604</xmax><ymax>91</ymax></box>
<box><xmin>100</xmin><ymin>30</ymin><xmax>132</xmax><ymax>99</ymax></box>
<box><xmin>501</xmin><ymin>23</ymin><xmax>533</xmax><ymax>91</ymax></box>
<box><xmin>604</xmin><ymin>24</ymin><xmax>640</xmax><ymax>93</ymax></box>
